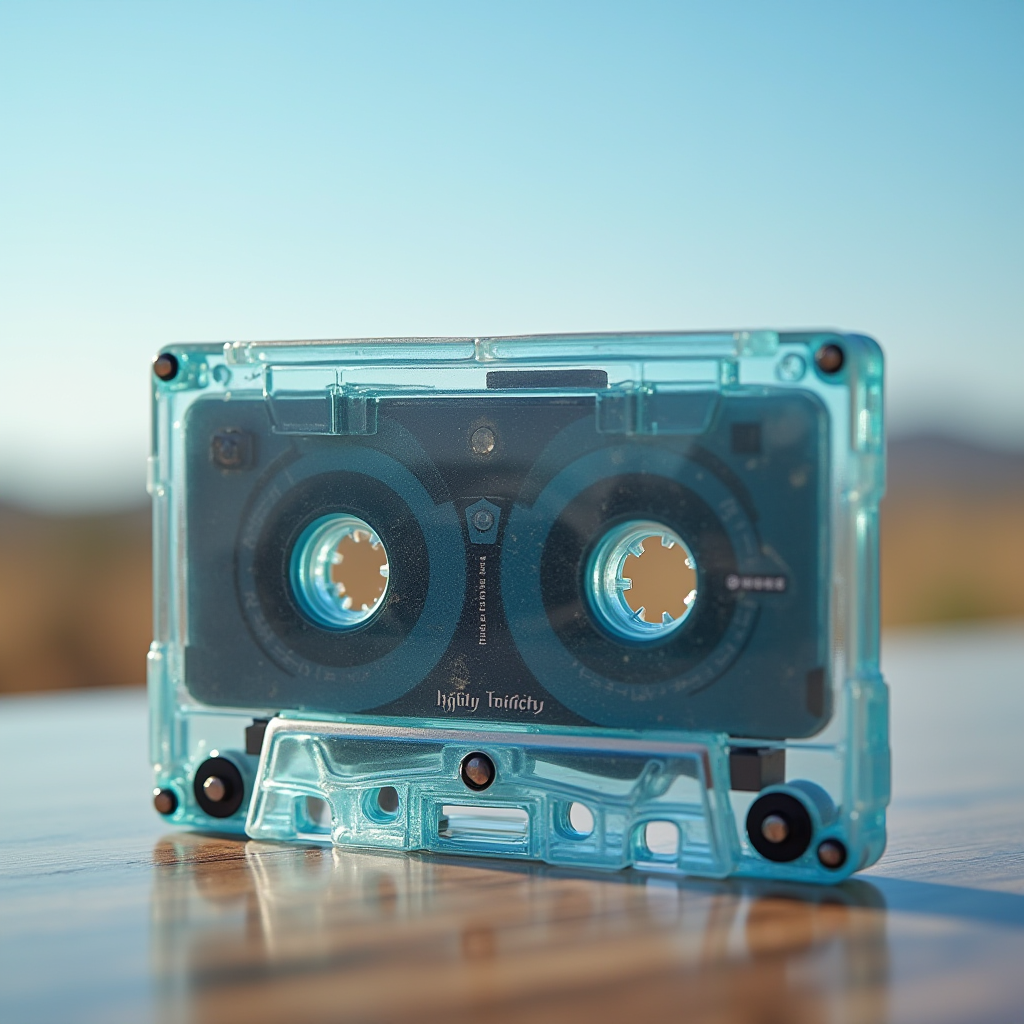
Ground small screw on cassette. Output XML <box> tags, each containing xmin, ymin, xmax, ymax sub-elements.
<box><xmin>203</xmin><ymin>776</ymin><xmax>227</xmax><ymax>802</ymax></box>
<box><xmin>193</xmin><ymin>756</ymin><xmax>245</xmax><ymax>818</ymax></box>
<box><xmin>817</xmin><ymin>839</ymin><xmax>848</xmax><ymax>869</ymax></box>
<box><xmin>460</xmin><ymin>752</ymin><xmax>496</xmax><ymax>791</ymax></box>
<box><xmin>746</xmin><ymin>792</ymin><xmax>813</xmax><ymax>863</ymax></box>
<box><xmin>814</xmin><ymin>343</ymin><xmax>844</xmax><ymax>374</ymax></box>
<box><xmin>153</xmin><ymin>788</ymin><xmax>177</xmax><ymax>816</ymax></box>
<box><xmin>761</xmin><ymin>814</ymin><xmax>789</xmax><ymax>844</ymax></box>
<box><xmin>153</xmin><ymin>353</ymin><xmax>179</xmax><ymax>381</ymax></box>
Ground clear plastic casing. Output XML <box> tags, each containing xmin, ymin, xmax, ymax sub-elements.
<box><xmin>149</xmin><ymin>331</ymin><xmax>888</xmax><ymax>882</ymax></box>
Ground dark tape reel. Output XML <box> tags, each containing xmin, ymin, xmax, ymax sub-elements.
<box><xmin>235</xmin><ymin>445</ymin><xmax>465</xmax><ymax>710</ymax></box>
<box><xmin>501</xmin><ymin>439</ymin><xmax>762</xmax><ymax>727</ymax></box>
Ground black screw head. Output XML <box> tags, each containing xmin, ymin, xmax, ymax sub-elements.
<box><xmin>193</xmin><ymin>756</ymin><xmax>245</xmax><ymax>818</ymax></box>
<box><xmin>760</xmin><ymin>813</ymin><xmax>789</xmax><ymax>845</ymax></box>
<box><xmin>814</xmin><ymin>343</ymin><xmax>845</xmax><ymax>375</ymax></box>
<box><xmin>203</xmin><ymin>776</ymin><xmax>228</xmax><ymax>803</ymax></box>
<box><xmin>817</xmin><ymin>838</ymin><xmax>848</xmax><ymax>869</ymax></box>
<box><xmin>746</xmin><ymin>791</ymin><xmax>813</xmax><ymax>862</ymax></box>
<box><xmin>460</xmin><ymin>752</ymin><xmax>496</xmax><ymax>791</ymax></box>
<box><xmin>153</xmin><ymin>353</ymin><xmax>180</xmax><ymax>381</ymax></box>
<box><xmin>153</xmin><ymin>788</ymin><xmax>178</xmax><ymax>816</ymax></box>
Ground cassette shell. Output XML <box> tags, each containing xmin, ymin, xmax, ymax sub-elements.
<box><xmin>149</xmin><ymin>330</ymin><xmax>889</xmax><ymax>882</ymax></box>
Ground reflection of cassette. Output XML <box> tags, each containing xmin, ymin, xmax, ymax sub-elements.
<box><xmin>149</xmin><ymin>332</ymin><xmax>889</xmax><ymax>881</ymax></box>
<box><xmin>149</xmin><ymin>836</ymin><xmax>890</xmax><ymax>1023</ymax></box>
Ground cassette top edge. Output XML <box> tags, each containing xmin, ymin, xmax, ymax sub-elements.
<box><xmin>212</xmin><ymin>329</ymin><xmax>851</xmax><ymax>367</ymax></box>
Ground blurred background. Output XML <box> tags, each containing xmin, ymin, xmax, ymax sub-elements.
<box><xmin>0</xmin><ymin>1</ymin><xmax>1021</xmax><ymax>694</ymax></box>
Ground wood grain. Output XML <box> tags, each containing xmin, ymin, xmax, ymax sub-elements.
<box><xmin>1</xmin><ymin>625</ymin><xmax>1023</xmax><ymax>1023</ymax></box>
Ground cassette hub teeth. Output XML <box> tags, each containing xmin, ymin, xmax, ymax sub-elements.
<box><xmin>587</xmin><ymin>520</ymin><xmax>698</xmax><ymax>642</ymax></box>
<box><xmin>290</xmin><ymin>513</ymin><xmax>390</xmax><ymax>630</ymax></box>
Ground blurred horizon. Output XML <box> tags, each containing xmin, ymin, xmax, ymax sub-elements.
<box><xmin>1</xmin><ymin>430</ymin><xmax>1021</xmax><ymax>695</ymax></box>
<box><xmin>0</xmin><ymin>425</ymin><xmax>1020</xmax><ymax>515</ymax></box>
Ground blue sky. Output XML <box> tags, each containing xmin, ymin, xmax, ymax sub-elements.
<box><xmin>1</xmin><ymin>1</ymin><xmax>1021</xmax><ymax>510</ymax></box>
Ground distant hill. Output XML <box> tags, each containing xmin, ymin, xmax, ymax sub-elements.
<box><xmin>888</xmin><ymin>433</ymin><xmax>1024</xmax><ymax>496</ymax></box>
<box><xmin>883</xmin><ymin>434</ymin><xmax>1023</xmax><ymax>626</ymax></box>
<box><xmin>0</xmin><ymin>504</ymin><xmax>150</xmax><ymax>693</ymax></box>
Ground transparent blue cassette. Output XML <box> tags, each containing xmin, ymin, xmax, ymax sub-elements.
<box><xmin>149</xmin><ymin>331</ymin><xmax>888</xmax><ymax>882</ymax></box>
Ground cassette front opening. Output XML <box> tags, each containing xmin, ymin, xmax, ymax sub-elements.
<box><xmin>438</xmin><ymin>806</ymin><xmax>530</xmax><ymax>845</ymax></box>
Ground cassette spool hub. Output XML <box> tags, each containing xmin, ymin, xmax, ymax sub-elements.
<box><xmin>289</xmin><ymin>513</ymin><xmax>390</xmax><ymax>630</ymax></box>
<box><xmin>586</xmin><ymin>519</ymin><xmax>698</xmax><ymax>642</ymax></box>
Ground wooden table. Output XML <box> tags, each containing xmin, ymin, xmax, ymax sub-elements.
<box><xmin>2</xmin><ymin>624</ymin><xmax>1022</xmax><ymax>1023</ymax></box>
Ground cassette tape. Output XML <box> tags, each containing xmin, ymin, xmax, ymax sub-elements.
<box><xmin>148</xmin><ymin>331</ymin><xmax>889</xmax><ymax>881</ymax></box>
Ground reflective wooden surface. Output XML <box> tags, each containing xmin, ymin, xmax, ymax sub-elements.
<box><xmin>2</xmin><ymin>625</ymin><xmax>1023</xmax><ymax>1023</ymax></box>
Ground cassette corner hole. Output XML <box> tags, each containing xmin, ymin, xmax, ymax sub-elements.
<box><xmin>361</xmin><ymin>786</ymin><xmax>401</xmax><ymax>823</ymax></box>
<box><xmin>558</xmin><ymin>801</ymin><xmax>596</xmax><ymax>839</ymax></box>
